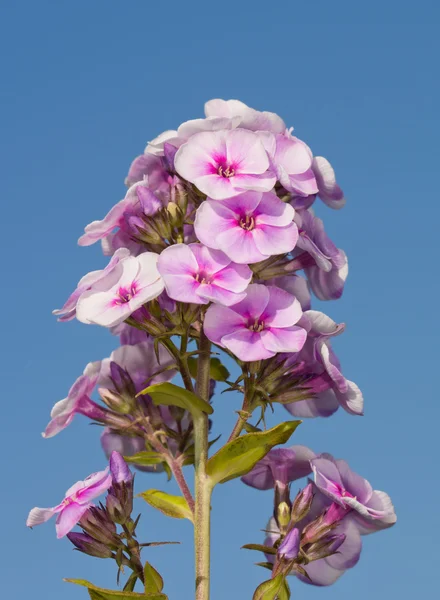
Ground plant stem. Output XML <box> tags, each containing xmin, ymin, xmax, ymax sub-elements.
<box><xmin>142</xmin><ymin>422</ymin><xmax>195</xmax><ymax>513</ymax></box>
<box><xmin>194</xmin><ymin>329</ymin><xmax>212</xmax><ymax>600</ymax></box>
<box><xmin>122</xmin><ymin>521</ymin><xmax>145</xmax><ymax>584</ymax></box>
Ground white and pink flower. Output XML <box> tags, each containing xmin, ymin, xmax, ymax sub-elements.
<box><xmin>174</xmin><ymin>129</ymin><xmax>275</xmax><ymax>200</ymax></box>
<box><xmin>76</xmin><ymin>252</ymin><xmax>164</xmax><ymax>327</ymax></box>
<box><xmin>158</xmin><ymin>243</ymin><xmax>252</xmax><ymax>306</ymax></box>
<box><xmin>195</xmin><ymin>190</ymin><xmax>298</xmax><ymax>264</ymax></box>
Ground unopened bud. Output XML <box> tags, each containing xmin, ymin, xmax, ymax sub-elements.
<box><xmin>167</xmin><ymin>202</ymin><xmax>184</xmax><ymax>228</ymax></box>
<box><xmin>278</xmin><ymin>527</ymin><xmax>300</xmax><ymax>561</ymax></box>
<box><xmin>110</xmin><ymin>451</ymin><xmax>133</xmax><ymax>485</ymax></box>
<box><xmin>277</xmin><ymin>502</ymin><xmax>291</xmax><ymax>532</ymax></box>
<box><xmin>67</xmin><ymin>532</ymin><xmax>113</xmax><ymax>559</ymax></box>
<box><xmin>291</xmin><ymin>483</ymin><xmax>314</xmax><ymax>524</ymax></box>
<box><xmin>306</xmin><ymin>533</ymin><xmax>346</xmax><ymax>562</ymax></box>
<box><xmin>99</xmin><ymin>387</ymin><xmax>133</xmax><ymax>414</ymax></box>
<box><xmin>79</xmin><ymin>506</ymin><xmax>120</xmax><ymax>548</ymax></box>
<box><xmin>302</xmin><ymin>502</ymin><xmax>347</xmax><ymax>544</ymax></box>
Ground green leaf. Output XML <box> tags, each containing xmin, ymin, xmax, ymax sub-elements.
<box><xmin>139</xmin><ymin>489</ymin><xmax>193</xmax><ymax>522</ymax></box>
<box><xmin>187</xmin><ymin>357</ymin><xmax>230</xmax><ymax>382</ymax></box>
<box><xmin>65</xmin><ymin>579</ymin><xmax>167</xmax><ymax>599</ymax></box>
<box><xmin>278</xmin><ymin>579</ymin><xmax>291</xmax><ymax>600</ymax></box>
<box><xmin>143</xmin><ymin>562</ymin><xmax>164</xmax><ymax>594</ymax></box>
<box><xmin>206</xmin><ymin>420</ymin><xmax>301</xmax><ymax>486</ymax></box>
<box><xmin>138</xmin><ymin>382</ymin><xmax>213</xmax><ymax>416</ymax></box>
<box><xmin>242</xmin><ymin>544</ymin><xmax>277</xmax><ymax>555</ymax></box>
<box><xmin>253</xmin><ymin>574</ymin><xmax>285</xmax><ymax>600</ymax></box>
<box><xmin>124</xmin><ymin>452</ymin><xmax>165</xmax><ymax>467</ymax></box>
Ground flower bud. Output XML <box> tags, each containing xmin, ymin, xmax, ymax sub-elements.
<box><xmin>278</xmin><ymin>527</ymin><xmax>300</xmax><ymax>561</ymax></box>
<box><xmin>99</xmin><ymin>387</ymin><xmax>133</xmax><ymax>414</ymax></box>
<box><xmin>291</xmin><ymin>483</ymin><xmax>314</xmax><ymax>524</ymax></box>
<box><xmin>276</xmin><ymin>502</ymin><xmax>291</xmax><ymax>532</ymax></box>
<box><xmin>306</xmin><ymin>533</ymin><xmax>346</xmax><ymax>562</ymax></box>
<box><xmin>302</xmin><ymin>502</ymin><xmax>347</xmax><ymax>544</ymax></box>
<box><xmin>109</xmin><ymin>362</ymin><xmax>136</xmax><ymax>398</ymax></box>
<box><xmin>67</xmin><ymin>532</ymin><xmax>113</xmax><ymax>559</ymax></box>
<box><xmin>110</xmin><ymin>451</ymin><xmax>133</xmax><ymax>484</ymax></box>
<box><xmin>79</xmin><ymin>506</ymin><xmax>120</xmax><ymax>548</ymax></box>
<box><xmin>107</xmin><ymin>452</ymin><xmax>134</xmax><ymax>524</ymax></box>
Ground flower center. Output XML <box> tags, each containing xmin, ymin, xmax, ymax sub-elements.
<box><xmin>217</xmin><ymin>164</ymin><xmax>235</xmax><ymax>178</ymax></box>
<box><xmin>194</xmin><ymin>271</ymin><xmax>211</xmax><ymax>285</ymax></box>
<box><xmin>248</xmin><ymin>318</ymin><xmax>265</xmax><ymax>332</ymax></box>
<box><xmin>239</xmin><ymin>214</ymin><xmax>255</xmax><ymax>231</ymax></box>
<box><xmin>115</xmin><ymin>283</ymin><xmax>138</xmax><ymax>305</ymax></box>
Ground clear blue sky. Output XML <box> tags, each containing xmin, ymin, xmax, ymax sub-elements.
<box><xmin>1</xmin><ymin>2</ymin><xmax>438</xmax><ymax>598</ymax></box>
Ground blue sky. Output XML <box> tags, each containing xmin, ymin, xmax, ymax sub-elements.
<box><xmin>1</xmin><ymin>1</ymin><xmax>439</xmax><ymax>598</ymax></box>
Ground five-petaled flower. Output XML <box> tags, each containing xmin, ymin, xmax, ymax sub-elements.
<box><xmin>174</xmin><ymin>129</ymin><xmax>276</xmax><ymax>200</ymax></box>
<box><xmin>76</xmin><ymin>252</ymin><xmax>164</xmax><ymax>327</ymax></box>
<box><xmin>203</xmin><ymin>284</ymin><xmax>307</xmax><ymax>361</ymax></box>
<box><xmin>195</xmin><ymin>191</ymin><xmax>298</xmax><ymax>264</ymax></box>
<box><xmin>158</xmin><ymin>243</ymin><xmax>252</xmax><ymax>305</ymax></box>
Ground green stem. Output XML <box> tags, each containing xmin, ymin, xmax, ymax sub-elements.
<box><xmin>122</xmin><ymin>521</ymin><xmax>145</xmax><ymax>584</ymax></box>
<box><xmin>194</xmin><ymin>329</ymin><xmax>212</xmax><ymax>600</ymax></box>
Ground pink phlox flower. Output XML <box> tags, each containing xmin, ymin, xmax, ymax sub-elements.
<box><xmin>204</xmin><ymin>98</ymin><xmax>286</xmax><ymax>134</ymax></box>
<box><xmin>203</xmin><ymin>284</ymin><xmax>307</xmax><ymax>361</ymax></box>
<box><xmin>282</xmin><ymin>310</ymin><xmax>363</xmax><ymax>417</ymax></box>
<box><xmin>26</xmin><ymin>467</ymin><xmax>112</xmax><ymax>538</ymax></box>
<box><xmin>42</xmin><ymin>362</ymin><xmax>105</xmax><ymax>438</ymax></box>
<box><xmin>194</xmin><ymin>191</ymin><xmax>298</xmax><ymax>264</ymax></box>
<box><xmin>259</xmin><ymin>131</ymin><xmax>318</xmax><ymax>197</ymax></box>
<box><xmin>311</xmin><ymin>454</ymin><xmax>397</xmax><ymax>533</ymax></box>
<box><xmin>294</xmin><ymin>209</ymin><xmax>349</xmax><ymax>300</ymax></box>
<box><xmin>157</xmin><ymin>243</ymin><xmax>252</xmax><ymax>306</ymax></box>
<box><xmin>174</xmin><ymin>129</ymin><xmax>276</xmax><ymax>200</ymax></box>
<box><xmin>75</xmin><ymin>251</ymin><xmax>164</xmax><ymax>328</ymax></box>
<box><xmin>53</xmin><ymin>248</ymin><xmax>131</xmax><ymax>321</ymax></box>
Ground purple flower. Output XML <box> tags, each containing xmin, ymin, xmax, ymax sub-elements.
<box><xmin>293</xmin><ymin>209</ymin><xmax>348</xmax><ymax>301</ymax></box>
<box><xmin>109</xmin><ymin>451</ymin><xmax>132</xmax><ymax>484</ymax></box>
<box><xmin>174</xmin><ymin>129</ymin><xmax>275</xmax><ymax>200</ymax></box>
<box><xmin>204</xmin><ymin>284</ymin><xmax>307</xmax><ymax>361</ymax></box>
<box><xmin>195</xmin><ymin>191</ymin><xmax>298</xmax><ymax>264</ymax></box>
<box><xmin>99</xmin><ymin>339</ymin><xmax>176</xmax><ymax>394</ymax></box>
<box><xmin>26</xmin><ymin>468</ymin><xmax>112</xmax><ymax>538</ymax></box>
<box><xmin>53</xmin><ymin>248</ymin><xmax>130</xmax><ymax>322</ymax></box>
<box><xmin>311</xmin><ymin>454</ymin><xmax>397</xmax><ymax>534</ymax></box>
<box><xmin>242</xmin><ymin>446</ymin><xmax>315</xmax><ymax>490</ymax></box>
<box><xmin>204</xmin><ymin>99</ymin><xmax>286</xmax><ymax>134</ymax></box>
<box><xmin>284</xmin><ymin>310</ymin><xmax>364</xmax><ymax>417</ymax></box>
<box><xmin>42</xmin><ymin>363</ymin><xmax>107</xmax><ymax>438</ymax></box>
<box><xmin>76</xmin><ymin>252</ymin><xmax>164</xmax><ymax>328</ymax></box>
<box><xmin>157</xmin><ymin>243</ymin><xmax>252</xmax><ymax>306</ymax></box>
<box><xmin>278</xmin><ymin>527</ymin><xmax>300</xmax><ymax>560</ymax></box>
<box><xmin>265</xmin><ymin>507</ymin><xmax>362</xmax><ymax>587</ymax></box>
<box><xmin>312</xmin><ymin>157</ymin><xmax>346</xmax><ymax>209</ymax></box>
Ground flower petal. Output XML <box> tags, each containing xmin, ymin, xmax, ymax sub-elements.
<box><xmin>261</xmin><ymin>326</ymin><xmax>307</xmax><ymax>354</ymax></box>
<box><xmin>263</xmin><ymin>286</ymin><xmax>303</xmax><ymax>328</ymax></box>
<box><xmin>26</xmin><ymin>507</ymin><xmax>56</xmax><ymax>528</ymax></box>
<box><xmin>222</xmin><ymin>329</ymin><xmax>274</xmax><ymax>361</ymax></box>
<box><xmin>203</xmin><ymin>305</ymin><xmax>246</xmax><ymax>345</ymax></box>
<box><xmin>56</xmin><ymin>502</ymin><xmax>91</xmax><ymax>538</ymax></box>
<box><xmin>252</xmin><ymin>223</ymin><xmax>299</xmax><ymax>257</ymax></box>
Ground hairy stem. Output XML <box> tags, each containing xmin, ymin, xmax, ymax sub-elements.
<box><xmin>194</xmin><ymin>329</ymin><xmax>212</xmax><ymax>600</ymax></box>
<box><xmin>122</xmin><ymin>521</ymin><xmax>145</xmax><ymax>584</ymax></box>
<box><xmin>142</xmin><ymin>422</ymin><xmax>195</xmax><ymax>513</ymax></box>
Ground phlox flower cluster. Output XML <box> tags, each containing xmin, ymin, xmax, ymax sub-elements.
<box><xmin>26</xmin><ymin>99</ymin><xmax>395</xmax><ymax>593</ymax></box>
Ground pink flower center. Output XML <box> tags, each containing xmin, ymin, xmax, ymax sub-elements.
<box><xmin>194</xmin><ymin>271</ymin><xmax>211</xmax><ymax>285</ymax></box>
<box><xmin>217</xmin><ymin>164</ymin><xmax>235</xmax><ymax>178</ymax></box>
<box><xmin>248</xmin><ymin>318</ymin><xmax>265</xmax><ymax>332</ymax></box>
<box><xmin>239</xmin><ymin>214</ymin><xmax>255</xmax><ymax>231</ymax></box>
<box><xmin>114</xmin><ymin>282</ymin><xmax>138</xmax><ymax>305</ymax></box>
